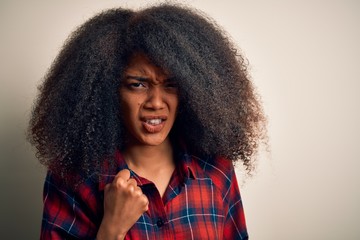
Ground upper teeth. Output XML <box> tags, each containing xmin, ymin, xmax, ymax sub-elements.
<box><xmin>147</xmin><ymin>119</ymin><xmax>162</xmax><ymax>125</ymax></box>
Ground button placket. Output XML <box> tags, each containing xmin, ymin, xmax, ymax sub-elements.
<box><xmin>156</xmin><ymin>218</ymin><xmax>165</xmax><ymax>228</ymax></box>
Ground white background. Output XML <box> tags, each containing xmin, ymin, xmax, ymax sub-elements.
<box><xmin>1</xmin><ymin>0</ymin><xmax>359</xmax><ymax>239</ymax></box>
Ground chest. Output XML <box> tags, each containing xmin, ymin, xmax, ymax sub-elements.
<box><xmin>128</xmin><ymin>178</ymin><xmax>226</xmax><ymax>240</ymax></box>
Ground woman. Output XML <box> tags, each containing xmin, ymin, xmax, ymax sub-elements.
<box><xmin>28</xmin><ymin>4</ymin><xmax>266</xmax><ymax>239</ymax></box>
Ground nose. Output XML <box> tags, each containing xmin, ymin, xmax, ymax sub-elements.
<box><xmin>143</xmin><ymin>86</ymin><xmax>165</xmax><ymax>110</ymax></box>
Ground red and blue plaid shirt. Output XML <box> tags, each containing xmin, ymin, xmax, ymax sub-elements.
<box><xmin>41</xmin><ymin>150</ymin><xmax>248</xmax><ymax>239</ymax></box>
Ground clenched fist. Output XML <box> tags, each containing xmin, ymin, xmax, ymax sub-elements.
<box><xmin>97</xmin><ymin>169</ymin><xmax>149</xmax><ymax>240</ymax></box>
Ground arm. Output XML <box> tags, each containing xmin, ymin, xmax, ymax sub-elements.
<box><xmin>40</xmin><ymin>173</ymin><xmax>98</xmax><ymax>239</ymax></box>
<box><xmin>201</xmin><ymin>156</ymin><xmax>249</xmax><ymax>240</ymax></box>
<box><xmin>40</xmin><ymin>169</ymin><xmax>148</xmax><ymax>240</ymax></box>
<box><xmin>223</xmin><ymin>169</ymin><xmax>249</xmax><ymax>240</ymax></box>
<box><xmin>96</xmin><ymin>169</ymin><xmax>149</xmax><ymax>240</ymax></box>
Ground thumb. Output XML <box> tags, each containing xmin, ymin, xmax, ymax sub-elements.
<box><xmin>116</xmin><ymin>168</ymin><xmax>131</xmax><ymax>181</ymax></box>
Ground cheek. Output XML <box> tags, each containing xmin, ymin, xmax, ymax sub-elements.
<box><xmin>123</xmin><ymin>101</ymin><xmax>143</xmax><ymax>124</ymax></box>
<box><xmin>123</xmin><ymin>102</ymin><xmax>139</xmax><ymax>117</ymax></box>
<box><xmin>120</xmin><ymin>93</ymin><xmax>140</xmax><ymax>111</ymax></box>
<box><xmin>172</xmin><ymin>98</ymin><xmax>179</xmax><ymax>114</ymax></box>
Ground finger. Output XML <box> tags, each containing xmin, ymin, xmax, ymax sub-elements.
<box><xmin>115</xmin><ymin>169</ymin><xmax>131</xmax><ymax>181</ymax></box>
<box><xmin>104</xmin><ymin>183</ymin><xmax>111</xmax><ymax>193</ymax></box>
<box><xmin>141</xmin><ymin>194</ymin><xmax>149</xmax><ymax>211</ymax></box>
<box><xmin>128</xmin><ymin>184</ymin><xmax>135</xmax><ymax>193</ymax></box>
<box><xmin>127</xmin><ymin>178</ymin><xmax>138</xmax><ymax>187</ymax></box>
<box><xmin>132</xmin><ymin>186</ymin><xmax>143</xmax><ymax>196</ymax></box>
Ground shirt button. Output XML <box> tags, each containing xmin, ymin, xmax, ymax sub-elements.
<box><xmin>156</xmin><ymin>218</ymin><xmax>164</xmax><ymax>228</ymax></box>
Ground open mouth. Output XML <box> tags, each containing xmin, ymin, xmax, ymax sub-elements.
<box><xmin>146</xmin><ymin>119</ymin><xmax>163</xmax><ymax>125</ymax></box>
<box><xmin>141</xmin><ymin>116</ymin><xmax>167</xmax><ymax>133</ymax></box>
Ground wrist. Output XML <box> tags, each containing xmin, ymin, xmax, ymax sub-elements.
<box><xmin>116</xmin><ymin>233</ymin><xmax>125</xmax><ymax>240</ymax></box>
<box><xmin>97</xmin><ymin>219</ymin><xmax>126</xmax><ymax>240</ymax></box>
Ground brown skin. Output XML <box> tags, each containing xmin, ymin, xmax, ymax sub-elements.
<box><xmin>97</xmin><ymin>169</ymin><xmax>149</xmax><ymax>240</ymax></box>
<box><xmin>96</xmin><ymin>53</ymin><xmax>179</xmax><ymax>239</ymax></box>
<box><xmin>119</xmin><ymin>52</ymin><xmax>179</xmax><ymax>147</ymax></box>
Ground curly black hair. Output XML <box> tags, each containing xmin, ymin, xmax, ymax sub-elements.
<box><xmin>28</xmin><ymin>4</ymin><xmax>266</xmax><ymax>185</ymax></box>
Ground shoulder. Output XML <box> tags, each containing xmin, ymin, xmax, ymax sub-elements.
<box><xmin>44</xmin><ymin>170</ymin><xmax>103</xmax><ymax>213</ymax></box>
<box><xmin>190</xmin><ymin>155</ymin><xmax>235</xmax><ymax>180</ymax></box>
<box><xmin>188</xmin><ymin>155</ymin><xmax>236</xmax><ymax>200</ymax></box>
<box><xmin>42</xmin><ymin>171</ymin><xmax>104</xmax><ymax>238</ymax></box>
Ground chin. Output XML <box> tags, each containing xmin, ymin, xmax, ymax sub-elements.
<box><xmin>140</xmin><ymin>135</ymin><xmax>169</xmax><ymax>146</ymax></box>
<box><xmin>142</xmin><ymin>139</ymin><xmax>166</xmax><ymax>146</ymax></box>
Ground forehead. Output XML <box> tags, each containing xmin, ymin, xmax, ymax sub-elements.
<box><xmin>124</xmin><ymin>53</ymin><xmax>169</xmax><ymax>78</ymax></box>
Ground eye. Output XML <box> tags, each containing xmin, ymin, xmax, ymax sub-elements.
<box><xmin>165</xmin><ymin>82</ymin><xmax>177</xmax><ymax>88</ymax></box>
<box><xmin>129</xmin><ymin>82</ymin><xmax>147</xmax><ymax>88</ymax></box>
<box><xmin>164</xmin><ymin>79</ymin><xmax>178</xmax><ymax>92</ymax></box>
<box><xmin>123</xmin><ymin>75</ymin><xmax>149</xmax><ymax>91</ymax></box>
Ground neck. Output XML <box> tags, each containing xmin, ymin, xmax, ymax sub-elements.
<box><xmin>123</xmin><ymin>137</ymin><xmax>175</xmax><ymax>173</ymax></box>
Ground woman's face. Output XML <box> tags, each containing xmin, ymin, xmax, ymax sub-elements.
<box><xmin>119</xmin><ymin>53</ymin><xmax>179</xmax><ymax>147</ymax></box>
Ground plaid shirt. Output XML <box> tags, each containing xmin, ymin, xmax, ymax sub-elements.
<box><xmin>41</xmin><ymin>150</ymin><xmax>248</xmax><ymax>239</ymax></box>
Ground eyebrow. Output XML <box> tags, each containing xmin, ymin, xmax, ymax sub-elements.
<box><xmin>125</xmin><ymin>75</ymin><xmax>149</xmax><ymax>81</ymax></box>
<box><xmin>125</xmin><ymin>75</ymin><xmax>176</xmax><ymax>83</ymax></box>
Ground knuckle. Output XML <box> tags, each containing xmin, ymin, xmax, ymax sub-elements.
<box><xmin>128</xmin><ymin>185</ymin><xmax>135</xmax><ymax>193</ymax></box>
<box><xmin>114</xmin><ymin>178</ymin><xmax>126</xmax><ymax>188</ymax></box>
<box><xmin>143</xmin><ymin>202</ymin><xmax>149</xmax><ymax>211</ymax></box>
<box><xmin>141</xmin><ymin>195</ymin><xmax>149</xmax><ymax>205</ymax></box>
<box><xmin>128</xmin><ymin>178</ymin><xmax>137</xmax><ymax>184</ymax></box>
<box><xmin>132</xmin><ymin>190</ymin><xmax>140</xmax><ymax>197</ymax></box>
<box><xmin>133</xmin><ymin>188</ymin><xmax>145</xmax><ymax>198</ymax></box>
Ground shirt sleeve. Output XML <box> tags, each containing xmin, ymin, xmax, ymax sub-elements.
<box><xmin>40</xmin><ymin>172</ymin><xmax>100</xmax><ymax>239</ymax></box>
<box><xmin>222</xmin><ymin>166</ymin><xmax>249</xmax><ymax>240</ymax></box>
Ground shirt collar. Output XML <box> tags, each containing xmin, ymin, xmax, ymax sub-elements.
<box><xmin>98</xmin><ymin>150</ymin><xmax>129</xmax><ymax>191</ymax></box>
<box><xmin>176</xmin><ymin>150</ymin><xmax>197</xmax><ymax>180</ymax></box>
<box><xmin>98</xmin><ymin>148</ymin><xmax>197</xmax><ymax>191</ymax></box>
